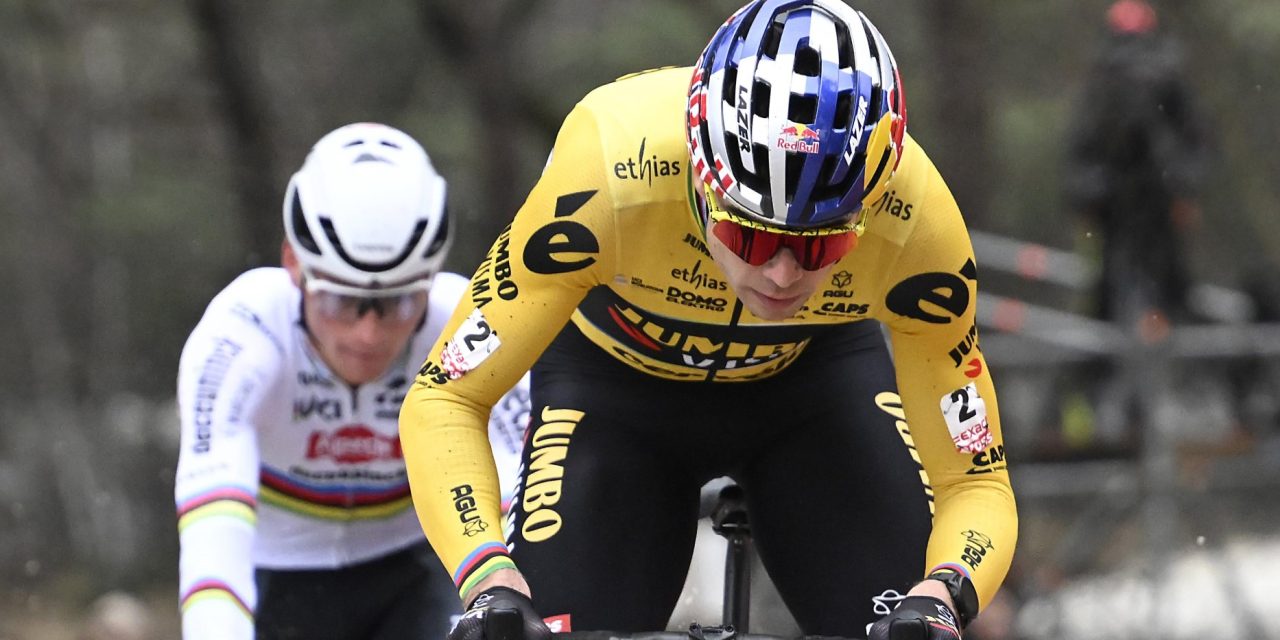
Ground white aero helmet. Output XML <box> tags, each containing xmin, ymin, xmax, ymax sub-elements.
<box><xmin>283</xmin><ymin>122</ymin><xmax>451</xmax><ymax>290</ymax></box>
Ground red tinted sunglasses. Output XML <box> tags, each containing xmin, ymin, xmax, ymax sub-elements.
<box><xmin>710</xmin><ymin>217</ymin><xmax>858</xmax><ymax>270</ymax></box>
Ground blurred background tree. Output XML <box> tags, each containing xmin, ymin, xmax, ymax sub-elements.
<box><xmin>1</xmin><ymin>0</ymin><xmax>1279</xmax><ymax>637</ymax></box>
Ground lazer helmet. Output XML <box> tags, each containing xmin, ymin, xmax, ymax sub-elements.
<box><xmin>687</xmin><ymin>0</ymin><xmax>906</xmax><ymax>231</ymax></box>
<box><xmin>283</xmin><ymin>122</ymin><xmax>451</xmax><ymax>290</ymax></box>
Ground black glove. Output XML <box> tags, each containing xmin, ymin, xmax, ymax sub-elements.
<box><xmin>866</xmin><ymin>596</ymin><xmax>962</xmax><ymax>640</ymax></box>
<box><xmin>448</xmin><ymin>587</ymin><xmax>551</xmax><ymax>640</ymax></box>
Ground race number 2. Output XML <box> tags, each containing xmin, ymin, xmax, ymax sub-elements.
<box><xmin>940</xmin><ymin>382</ymin><xmax>992</xmax><ymax>454</ymax></box>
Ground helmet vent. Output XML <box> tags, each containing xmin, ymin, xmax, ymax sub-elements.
<box><xmin>785</xmin><ymin>152</ymin><xmax>805</xmax><ymax>197</ymax></box>
<box><xmin>749</xmin><ymin>144</ymin><xmax>772</xmax><ymax>184</ymax></box>
<box><xmin>813</xmin><ymin>155</ymin><xmax>845</xmax><ymax>200</ymax></box>
<box><xmin>861</xmin><ymin>21</ymin><xmax>883</xmax><ymax>70</ymax></box>
<box><xmin>795</xmin><ymin>46</ymin><xmax>821</xmax><ymax>76</ymax></box>
<box><xmin>354</xmin><ymin>152</ymin><xmax>390</xmax><ymax>164</ymax></box>
<box><xmin>752</xmin><ymin>81</ymin><xmax>771</xmax><ymax>117</ymax></box>
<box><xmin>763</xmin><ymin>20</ymin><xmax>784</xmax><ymax>57</ymax></box>
<box><xmin>290</xmin><ymin>191</ymin><xmax>322</xmax><ymax>255</ymax></box>
<box><xmin>724</xmin><ymin>131</ymin><xmax>767</xmax><ymax>196</ymax></box>
<box><xmin>424</xmin><ymin>207</ymin><xmax>450</xmax><ymax>257</ymax></box>
<box><xmin>834</xmin><ymin>93</ymin><xmax>853</xmax><ymax>127</ymax></box>
<box><xmin>836</xmin><ymin>22</ymin><xmax>853</xmax><ymax>67</ymax></box>
<box><xmin>320</xmin><ymin>217</ymin><xmax>428</xmax><ymax>273</ymax></box>
<box><xmin>789</xmin><ymin>94</ymin><xmax>817</xmax><ymax>124</ymax></box>
<box><xmin>379</xmin><ymin>139</ymin><xmax>402</xmax><ymax>149</ymax></box>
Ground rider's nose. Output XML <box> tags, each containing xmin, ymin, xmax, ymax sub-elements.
<box><xmin>760</xmin><ymin>248</ymin><xmax>805</xmax><ymax>289</ymax></box>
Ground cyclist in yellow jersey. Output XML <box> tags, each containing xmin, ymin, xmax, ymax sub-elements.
<box><xmin>401</xmin><ymin>2</ymin><xmax>1016</xmax><ymax>639</ymax></box>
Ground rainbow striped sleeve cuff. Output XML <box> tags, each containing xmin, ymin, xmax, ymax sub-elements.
<box><xmin>453</xmin><ymin>541</ymin><xmax>516</xmax><ymax>597</ymax></box>
<box><xmin>930</xmin><ymin>562</ymin><xmax>972</xmax><ymax>578</ymax></box>
<box><xmin>177</xmin><ymin>487</ymin><xmax>257</xmax><ymax>533</ymax></box>
<box><xmin>180</xmin><ymin>579</ymin><xmax>253</xmax><ymax>621</ymax></box>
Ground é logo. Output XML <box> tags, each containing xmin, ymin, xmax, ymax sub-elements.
<box><xmin>885</xmin><ymin>259</ymin><xmax>977</xmax><ymax>324</ymax></box>
<box><xmin>524</xmin><ymin>191</ymin><xmax>600</xmax><ymax>275</ymax></box>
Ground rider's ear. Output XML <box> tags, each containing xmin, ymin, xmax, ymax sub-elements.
<box><xmin>281</xmin><ymin>241</ymin><xmax>304</xmax><ymax>288</ymax></box>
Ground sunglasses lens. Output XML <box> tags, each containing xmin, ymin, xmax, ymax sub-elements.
<box><xmin>711</xmin><ymin>220</ymin><xmax>780</xmax><ymax>266</ymax></box>
<box><xmin>311</xmin><ymin>290</ymin><xmax>427</xmax><ymax>323</ymax></box>
<box><xmin>712</xmin><ymin>220</ymin><xmax>857</xmax><ymax>270</ymax></box>
<box><xmin>796</xmin><ymin>232</ymin><xmax>858</xmax><ymax>270</ymax></box>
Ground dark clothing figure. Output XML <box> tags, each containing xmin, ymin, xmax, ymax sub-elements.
<box><xmin>1066</xmin><ymin>3</ymin><xmax>1207</xmax><ymax>322</ymax></box>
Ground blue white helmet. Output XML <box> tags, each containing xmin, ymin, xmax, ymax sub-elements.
<box><xmin>687</xmin><ymin>0</ymin><xmax>907</xmax><ymax>231</ymax></box>
<box><xmin>283</xmin><ymin>123</ymin><xmax>451</xmax><ymax>289</ymax></box>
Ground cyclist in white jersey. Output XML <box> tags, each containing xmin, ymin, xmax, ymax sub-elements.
<box><xmin>175</xmin><ymin>122</ymin><xmax>529</xmax><ymax>640</ymax></box>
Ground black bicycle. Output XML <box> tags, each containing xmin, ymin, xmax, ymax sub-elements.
<box><xmin>487</xmin><ymin>482</ymin><xmax>870</xmax><ymax>640</ymax></box>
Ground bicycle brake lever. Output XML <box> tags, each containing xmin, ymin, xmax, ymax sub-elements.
<box><xmin>487</xmin><ymin>606</ymin><xmax>524</xmax><ymax>640</ymax></box>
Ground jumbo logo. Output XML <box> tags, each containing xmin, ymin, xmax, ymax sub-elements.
<box><xmin>949</xmin><ymin>324</ymin><xmax>980</xmax><ymax>368</ymax></box>
<box><xmin>607</xmin><ymin>303</ymin><xmax>801</xmax><ymax>370</ymax></box>
<box><xmin>524</xmin><ymin>191</ymin><xmax>600</xmax><ymax>275</ymax></box>
<box><xmin>305</xmin><ymin>425</ymin><xmax>401</xmax><ymax>463</ymax></box>
<box><xmin>683</xmin><ymin>233</ymin><xmax>711</xmax><ymax>257</ymax></box>
<box><xmin>472</xmin><ymin>225</ymin><xmax>519</xmax><ymax>308</ymax></box>
<box><xmin>521</xmin><ymin>407</ymin><xmax>584</xmax><ymax>543</ymax></box>
<box><xmin>886</xmin><ymin>259</ymin><xmax>978</xmax><ymax>324</ymax></box>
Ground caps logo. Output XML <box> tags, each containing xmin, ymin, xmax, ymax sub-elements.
<box><xmin>306</xmin><ymin>425</ymin><xmax>401</xmax><ymax>463</ymax></box>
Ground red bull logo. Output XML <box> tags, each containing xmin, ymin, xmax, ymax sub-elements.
<box><xmin>777</xmin><ymin>122</ymin><xmax>821</xmax><ymax>154</ymax></box>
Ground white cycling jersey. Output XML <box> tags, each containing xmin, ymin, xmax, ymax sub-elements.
<box><xmin>174</xmin><ymin>268</ymin><xmax>528</xmax><ymax>639</ymax></box>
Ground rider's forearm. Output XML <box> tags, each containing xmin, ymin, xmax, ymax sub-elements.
<box><xmin>401</xmin><ymin>387</ymin><xmax>512</xmax><ymax>599</ymax></box>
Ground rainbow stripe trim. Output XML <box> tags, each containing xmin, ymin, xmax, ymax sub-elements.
<box><xmin>180</xmin><ymin>579</ymin><xmax>252</xmax><ymax>620</ymax></box>
<box><xmin>453</xmin><ymin>541</ymin><xmax>516</xmax><ymax>597</ymax></box>
<box><xmin>257</xmin><ymin>466</ymin><xmax>413</xmax><ymax>521</ymax></box>
<box><xmin>930</xmin><ymin>562</ymin><xmax>972</xmax><ymax>578</ymax></box>
<box><xmin>176</xmin><ymin>487</ymin><xmax>257</xmax><ymax>533</ymax></box>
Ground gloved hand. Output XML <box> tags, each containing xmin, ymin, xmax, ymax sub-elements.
<box><xmin>866</xmin><ymin>595</ymin><xmax>962</xmax><ymax>640</ymax></box>
<box><xmin>448</xmin><ymin>587</ymin><xmax>552</xmax><ymax>640</ymax></box>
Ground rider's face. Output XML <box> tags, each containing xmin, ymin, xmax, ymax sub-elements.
<box><xmin>707</xmin><ymin>223</ymin><xmax>834</xmax><ymax>321</ymax></box>
<box><xmin>302</xmin><ymin>291</ymin><xmax>424</xmax><ymax>386</ymax></box>
<box><xmin>283</xmin><ymin>244</ymin><xmax>426</xmax><ymax>386</ymax></box>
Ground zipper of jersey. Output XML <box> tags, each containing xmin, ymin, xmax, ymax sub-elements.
<box><xmin>685</xmin><ymin>168</ymin><xmax>746</xmax><ymax>383</ymax></box>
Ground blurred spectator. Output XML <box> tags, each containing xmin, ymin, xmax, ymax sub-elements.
<box><xmin>1065</xmin><ymin>0</ymin><xmax>1208</xmax><ymax>325</ymax></box>
<box><xmin>79</xmin><ymin>591</ymin><xmax>154</xmax><ymax>640</ymax></box>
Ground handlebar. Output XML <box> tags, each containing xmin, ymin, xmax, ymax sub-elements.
<box><xmin>487</xmin><ymin>608</ymin><xmax>866</xmax><ymax>640</ymax></box>
<box><xmin>554</xmin><ymin>623</ymin><xmax>865</xmax><ymax>640</ymax></box>
<box><xmin>554</xmin><ymin>634</ymin><xmax>862</xmax><ymax>640</ymax></box>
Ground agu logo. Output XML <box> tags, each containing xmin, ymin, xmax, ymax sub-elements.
<box><xmin>777</xmin><ymin>123</ymin><xmax>820</xmax><ymax>154</ymax></box>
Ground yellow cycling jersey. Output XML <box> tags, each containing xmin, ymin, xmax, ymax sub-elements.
<box><xmin>402</xmin><ymin>66</ymin><xmax>1016</xmax><ymax>608</ymax></box>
